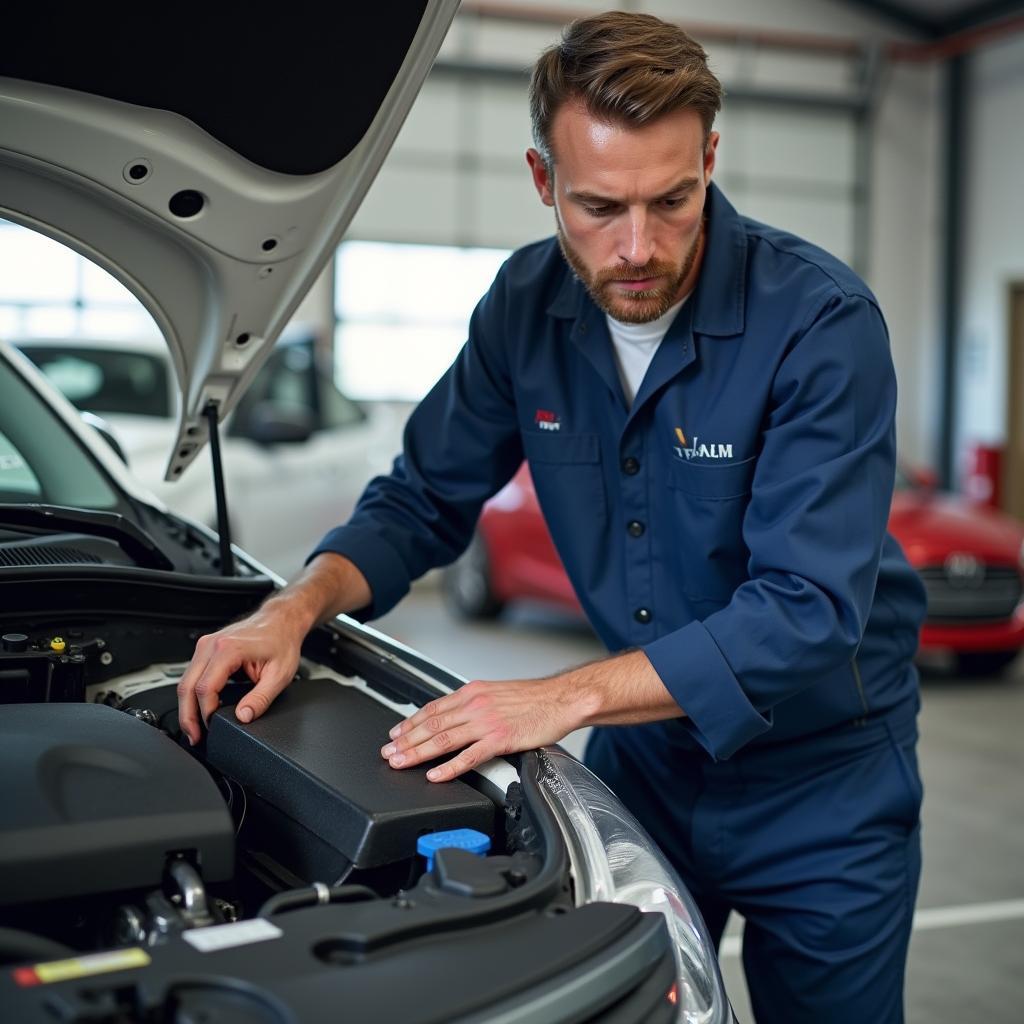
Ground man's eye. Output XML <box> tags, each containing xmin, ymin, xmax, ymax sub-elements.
<box><xmin>660</xmin><ymin>195</ymin><xmax>688</xmax><ymax>209</ymax></box>
<box><xmin>584</xmin><ymin>204</ymin><xmax>616</xmax><ymax>218</ymax></box>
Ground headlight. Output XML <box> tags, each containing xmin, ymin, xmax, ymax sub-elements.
<box><xmin>536</xmin><ymin>747</ymin><xmax>730</xmax><ymax>1024</ymax></box>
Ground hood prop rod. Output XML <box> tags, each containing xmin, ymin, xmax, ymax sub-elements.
<box><xmin>203</xmin><ymin>402</ymin><xmax>234</xmax><ymax>577</ymax></box>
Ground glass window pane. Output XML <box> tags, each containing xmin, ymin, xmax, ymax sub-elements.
<box><xmin>336</xmin><ymin>241</ymin><xmax>509</xmax><ymax>323</ymax></box>
<box><xmin>0</xmin><ymin>222</ymin><xmax>160</xmax><ymax>344</ymax></box>
<box><xmin>0</xmin><ymin>306</ymin><xmax>25</xmax><ymax>337</ymax></box>
<box><xmin>78</xmin><ymin>308</ymin><xmax>160</xmax><ymax>340</ymax></box>
<box><xmin>18</xmin><ymin>345</ymin><xmax>171</xmax><ymax>418</ymax></box>
<box><xmin>265</xmin><ymin>366</ymin><xmax>309</xmax><ymax>412</ymax></box>
<box><xmin>23</xmin><ymin>306</ymin><xmax>78</xmax><ymax>337</ymax></box>
<box><xmin>0</xmin><ymin>223</ymin><xmax>79</xmax><ymax>303</ymax></box>
<box><xmin>80</xmin><ymin>259</ymin><xmax>144</xmax><ymax>305</ymax></box>
<box><xmin>319</xmin><ymin>377</ymin><xmax>366</xmax><ymax>430</ymax></box>
<box><xmin>334</xmin><ymin>241</ymin><xmax>511</xmax><ymax>402</ymax></box>
<box><xmin>335</xmin><ymin>322</ymin><xmax>467</xmax><ymax>402</ymax></box>
<box><xmin>0</xmin><ymin>361</ymin><xmax>119</xmax><ymax>509</ymax></box>
<box><xmin>0</xmin><ymin>428</ymin><xmax>43</xmax><ymax>500</ymax></box>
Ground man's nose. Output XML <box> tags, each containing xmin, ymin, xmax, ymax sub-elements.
<box><xmin>619</xmin><ymin>207</ymin><xmax>655</xmax><ymax>267</ymax></box>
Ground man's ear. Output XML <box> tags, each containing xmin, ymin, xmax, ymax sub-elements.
<box><xmin>526</xmin><ymin>148</ymin><xmax>555</xmax><ymax>207</ymax></box>
<box><xmin>703</xmin><ymin>131</ymin><xmax>719</xmax><ymax>186</ymax></box>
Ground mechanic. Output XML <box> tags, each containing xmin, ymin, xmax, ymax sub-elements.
<box><xmin>178</xmin><ymin>12</ymin><xmax>927</xmax><ymax>1023</ymax></box>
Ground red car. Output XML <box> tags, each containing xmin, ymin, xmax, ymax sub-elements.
<box><xmin>444</xmin><ymin>464</ymin><xmax>1024</xmax><ymax>676</ymax></box>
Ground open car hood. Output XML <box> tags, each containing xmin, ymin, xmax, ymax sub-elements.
<box><xmin>0</xmin><ymin>4</ymin><xmax>458</xmax><ymax>481</ymax></box>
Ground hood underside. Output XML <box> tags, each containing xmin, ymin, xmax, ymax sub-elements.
<box><xmin>0</xmin><ymin>4</ymin><xmax>458</xmax><ymax>480</ymax></box>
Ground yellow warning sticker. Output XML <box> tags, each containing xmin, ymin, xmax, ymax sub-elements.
<box><xmin>29</xmin><ymin>948</ymin><xmax>150</xmax><ymax>985</ymax></box>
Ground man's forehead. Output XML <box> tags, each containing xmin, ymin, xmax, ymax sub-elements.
<box><xmin>549</xmin><ymin>101</ymin><xmax>707</xmax><ymax>192</ymax></box>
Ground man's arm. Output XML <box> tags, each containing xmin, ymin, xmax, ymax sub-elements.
<box><xmin>178</xmin><ymin>262</ymin><xmax>522</xmax><ymax>742</ymax></box>
<box><xmin>380</xmin><ymin>649</ymin><xmax>684</xmax><ymax>782</ymax></box>
<box><xmin>384</xmin><ymin>289</ymin><xmax>901</xmax><ymax>776</ymax></box>
<box><xmin>176</xmin><ymin>553</ymin><xmax>369</xmax><ymax>745</ymax></box>
<box><xmin>643</xmin><ymin>291</ymin><xmax>901</xmax><ymax>759</ymax></box>
<box><xmin>307</xmin><ymin>270</ymin><xmax>523</xmax><ymax>623</ymax></box>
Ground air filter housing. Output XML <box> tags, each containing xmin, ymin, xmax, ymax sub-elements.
<box><xmin>206</xmin><ymin>678</ymin><xmax>495</xmax><ymax>879</ymax></box>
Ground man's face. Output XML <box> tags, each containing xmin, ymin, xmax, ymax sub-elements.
<box><xmin>527</xmin><ymin>103</ymin><xmax>718</xmax><ymax>323</ymax></box>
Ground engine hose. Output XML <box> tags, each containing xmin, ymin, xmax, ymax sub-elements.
<box><xmin>258</xmin><ymin>882</ymin><xmax>377</xmax><ymax>918</ymax></box>
<box><xmin>0</xmin><ymin>927</ymin><xmax>75</xmax><ymax>966</ymax></box>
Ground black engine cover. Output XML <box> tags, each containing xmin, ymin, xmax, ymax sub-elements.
<box><xmin>0</xmin><ymin>703</ymin><xmax>234</xmax><ymax>906</ymax></box>
<box><xmin>205</xmin><ymin>678</ymin><xmax>495</xmax><ymax>874</ymax></box>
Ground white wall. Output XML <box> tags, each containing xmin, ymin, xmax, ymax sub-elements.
<box><xmin>957</xmin><ymin>32</ymin><xmax>1024</xmax><ymax>466</ymax></box>
<box><xmin>347</xmin><ymin>1</ymin><xmax>942</xmax><ymax>463</ymax></box>
<box><xmin>870</xmin><ymin>60</ymin><xmax>942</xmax><ymax>468</ymax></box>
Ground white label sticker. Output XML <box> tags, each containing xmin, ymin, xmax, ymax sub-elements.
<box><xmin>183</xmin><ymin>918</ymin><xmax>283</xmax><ymax>953</ymax></box>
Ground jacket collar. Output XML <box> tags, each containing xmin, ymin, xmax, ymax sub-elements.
<box><xmin>545</xmin><ymin>182</ymin><xmax>747</xmax><ymax>338</ymax></box>
<box><xmin>691</xmin><ymin>183</ymin><xmax>747</xmax><ymax>337</ymax></box>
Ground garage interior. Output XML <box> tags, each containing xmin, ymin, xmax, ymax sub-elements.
<box><xmin>365</xmin><ymin>5</ymin><xmax>1024</xmax><ymax>1020</ymax></box>
<box><xmin>1</xmin><ymin>1</ymin><xmax>1023</xmax><ymax>1021</ymax></box>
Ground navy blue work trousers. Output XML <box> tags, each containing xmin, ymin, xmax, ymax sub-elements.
<box><xmin>584</xmin><ymin>705</ymin><xmax>923</xmax><ymax>1024</ymax></box>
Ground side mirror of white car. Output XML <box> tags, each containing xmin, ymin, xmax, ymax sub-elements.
<box><xmin>243</xmin><ymin>403</ymin><xmax>316</xmax><ymax>446</ymax></box>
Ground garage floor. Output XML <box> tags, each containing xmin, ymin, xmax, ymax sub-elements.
<box><xmin>377</xmin><ymin>581</ymin><xmax>1024</xmax><ymax>1024</ymax></box>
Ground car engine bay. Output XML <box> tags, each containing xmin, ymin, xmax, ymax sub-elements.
<box><xmin>0</xmin><ymin>565</ymin><xmax>678</xmax><ymax>1023</ymax></box>
<box><xmin>0</xmin><ymin>573</ymin><xmax>544</xmax><ymax>937</ymax></box>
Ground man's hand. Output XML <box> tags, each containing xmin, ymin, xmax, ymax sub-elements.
<box><xmin>380</xmin><ymin>649</ymin><xmax>683</xmax><ymax>781</ymax></box>
<box><xmin>380</xmin><ymin>676</ymin><xmax>585</xmax><ymax>782</ymax></box>
<box><xmin>176</xmin><ymin>603</ymin><xmax>306</xmax><ymax>745</ymax></box>
<box><xmin>177</xmin><ymin>552</ymin><xmax>371</xmax><ymax>744</ymax></box>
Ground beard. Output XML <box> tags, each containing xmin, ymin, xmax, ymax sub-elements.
<box><xmin>555</xmin><ymin>212</ymin><xmax>702</xmax><ymax>324</ymax></box>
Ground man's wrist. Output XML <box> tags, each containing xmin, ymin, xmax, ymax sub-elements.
<box><xmin>260</xmin><ymin>588</ymin><xmax>321</xmax><ymax>638</ymax></box>
<box><xmin>559</xmin><ymin>649</ymin><xmax>683</xmax><ymax>729</ymax></box>
<box><xmin>261</xmin><ymin>552</ymin><xmax>369</xmax><ymax>636</ymax></box>
<box><xmin>558</xmin><ymin>662</ymin><xmax>609</xmax><ymax>729</ymax></box>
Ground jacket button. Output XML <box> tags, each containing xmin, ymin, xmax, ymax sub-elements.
<box><xmin>634</xmin><ymin>608</ymin><xmax>652</xmax><ymax>624</ymax></box>
<box><xmin>621</xmin><ymin>457</ymin><xmax>640</xmax><ymax>475</ymax></box>
<box><xmin>627</xmin><ymin>520</ymin><xmax>645</xmax><ymax>537</ymax></box>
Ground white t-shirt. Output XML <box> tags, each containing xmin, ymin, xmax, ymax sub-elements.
<box><xmin>606</xmin><ymin>295</ymin><xmax>689</xmax><ymax>405</ymax></box>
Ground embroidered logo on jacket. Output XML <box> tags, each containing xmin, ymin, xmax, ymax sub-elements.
<box><xmin>535</xmin><ymin>409</ymin><xmax>561</xmax><ymax>432</ymax></box>
<box><xmin>673</xmin><ymin>427</ymin><xmax>732</xmax><ymax>460</ymax></box>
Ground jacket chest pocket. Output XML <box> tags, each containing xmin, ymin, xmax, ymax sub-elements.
<box><xmin>667</xmin><ymin>455</ymin><xmax>756</xmax><ymax>601</ymax></box>
<box><xmin>523</xmin><ymin>432</ymin><xmax>607</xmax><ymax>519</ymax></box>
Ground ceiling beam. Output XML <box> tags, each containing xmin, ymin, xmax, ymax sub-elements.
<box><xmin>461</xmin><ymin>4</ymin><xmax>865</xmax><ymax>54</ymax></box>
<box><xmin>947</xmin><ymin>0</ymin><xmax>1024</xmax><ymax>33</ymax></box>
<box><xmin>833</xmin><ymin>0</ymin><xmax>942</xmax><ymax>37</ymax></box>
<box><xmin>431</xmin><ymin>60</ymin><xmax>869</xmax><ymax>113</ymax></box>
<box><xmin>840</xmin><ymin>0</ymin><xmax>1024</xmax><ymax>38</ymax></box>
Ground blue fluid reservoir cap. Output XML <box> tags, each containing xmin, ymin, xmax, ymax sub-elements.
<box><xmin>417</xmin><ymin>828</ymin><xmax>491</xmax><ymax>871</ymax></box>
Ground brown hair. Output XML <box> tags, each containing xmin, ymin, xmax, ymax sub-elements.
<box><xmin>529</xmin><ymin>11</ymin><xmax>723</xmax><ymax>166</ymax></box>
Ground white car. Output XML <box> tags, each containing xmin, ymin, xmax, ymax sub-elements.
<box><xmin>15</xmin><ymin>333</ymin><xmax>404</xmax><ymax>577</ymax></box>
<box><xmin>0</xmin><ymin>4</ymin><xmax>734</xmax><ymax>1022</ymax></box>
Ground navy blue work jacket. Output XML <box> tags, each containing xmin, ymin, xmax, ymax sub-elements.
<box><xmin>312</xmin><ymin>184</ymin><xmax>926</xmax><ymax>760</ymax></box>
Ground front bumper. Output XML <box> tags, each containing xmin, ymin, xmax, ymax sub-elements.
<box><xmin>919</xmin><ymin>602</ymin><xmax>1024</xmax><ymax>653</ymax></box>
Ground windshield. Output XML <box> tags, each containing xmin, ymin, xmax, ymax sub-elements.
<box><xmin>0</xmin><ymin>356</ymin><xmax>123</xmax><ymax>510</ymax></box>
<box><xmin>18</xmin><ymin>344</ymin><xmax>172</xmax><ymax>418</ymax></box>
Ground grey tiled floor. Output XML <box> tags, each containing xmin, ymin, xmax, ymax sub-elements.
<box><xmin>377</xmin><ymin>581</ymin><xmax>1024</xmax><ymax>1024</ymax></box>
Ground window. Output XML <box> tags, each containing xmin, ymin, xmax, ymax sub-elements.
<box><xmin>0</xmin><ymin>362</ymin><xmax>119</xmax><ymax>510</ymax></box>
<box><xmin>229</xmin><ymin>338</ymin><xmax>366</xmax><ymax>439</ymax></box>
<box><xmin>263</xmin><ymin>347</ymin><xmax>314</xmax><ymax>416</ymax></box>
<box><xmin>334</xmin><ymin>241</ymin><xmax>510</xmax><ymax>401</ymax></box>
<box><xmin>0</xmin><ymin>429</ymin><xmax>42</xmax><ymax>501</ymax></box>
<box><xmin>0</xmin><ymin>221</ymin><xmax>159</xmax><ymax>340</ymax></box>
<box><xmin>319</xmin><ymin>378</ymin><xmax>366</xmax><ymax>431</ymax></box>
<box><xmin>18</xmin><ymin>345</ymin><xmax>172</xmax><ymax>418</ymax></box>
<box><xmin>230</xmin><ymin>344</ymin><xmax>316</xmax><ymax>440</ymax></box>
